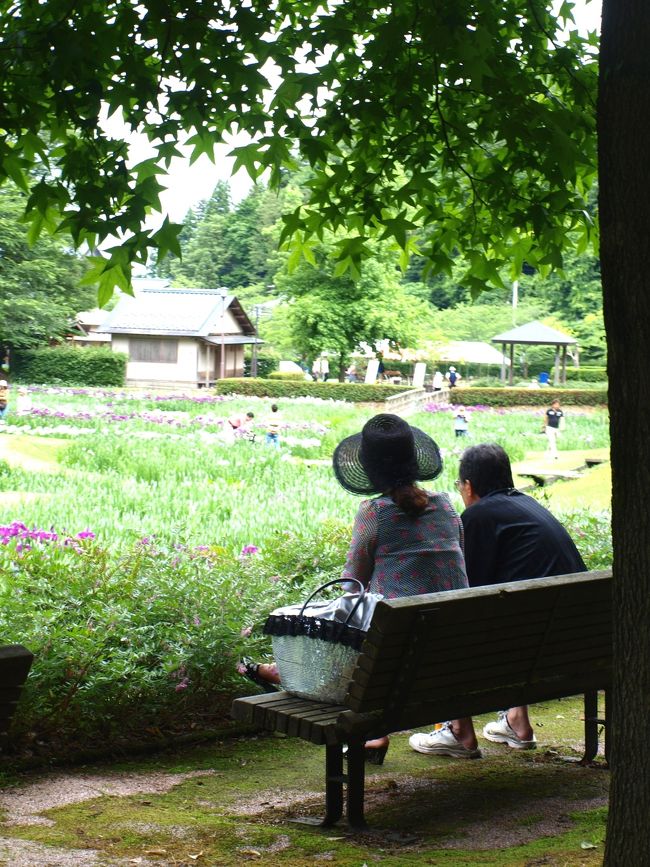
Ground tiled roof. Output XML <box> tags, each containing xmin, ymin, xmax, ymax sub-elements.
<box><xmin>101</xmin><ymin>288</ymin><xmax>236</xmax><ymax>336</ymax></box>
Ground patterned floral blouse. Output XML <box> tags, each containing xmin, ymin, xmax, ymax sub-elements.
<box><xmin>342</xmin><ymin>492</ymin><xmax>468</xmax><ymax>598</ymax></box>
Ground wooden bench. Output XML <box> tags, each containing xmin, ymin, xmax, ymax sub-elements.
<box><xmin>0</xmin><ymin>645</ymin><xmax>34</xmax><ymax>743</ymax></box>
<box><xmin>232</xmin><ymin>570</ymin><xmax>612</xmax><ymax>828</ymax></box>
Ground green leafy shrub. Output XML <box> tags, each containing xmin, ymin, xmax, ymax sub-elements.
<box><xmin>243</xmin><ymin>353</ymin><xmax>278</xmax><ymax>378</ymax></box>
<box><xmin>0</xmin><ymin>525</ymin><xmax>349</xmax><ymax>753</ymax></box>
<box><xmin>215</xmin><ymin>377</ymin><xmax>415</xmax><ymax>401</ymax></box>
<box><xmin>565</xmin><ymin>367</ymin><xmax>607</xmax><ymax>383</ymax></box>
<box><xmin>267</xmin><ymin>371</ymin><xmax>305</xmax><ymax>381</ymax></box>
<box><xmin>450</xmin><ymin>388</ymin><xmax>608</xmax><ymax>407</ymax></box>
<box><xmin>12</xmin><ymin>347</ymin><xmax>127</xmax><ymax>387</ymax></box>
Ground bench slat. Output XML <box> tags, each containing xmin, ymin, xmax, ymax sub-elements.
<box><xmin>358</xmin><ymin>612</ymin><xmax>611</xmax><ymax>675</ymax></box>
<box><xmin>350</xmin><ymin>630</ymin><xmax>612</xmax><ymax>697</ymax></box>
<box><xmin>346</xmin><ymin>651</ymin><xmax>612</xmax><ymax>713</ymax></box>
<box><xmin>368</xmin><ymin>574</ymin><xmax>610</xmax><ymax>635</ymax></box>
<box><xmin>340</xmin><ymin>680</ymin><xmax>609</xmax><ymax>737</ymax></box>
<box><xmin>232</xmin><ymin>693</ymin><xmax>346</xmax><ymax>744</ymax></box>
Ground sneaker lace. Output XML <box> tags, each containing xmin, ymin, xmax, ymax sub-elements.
<box><xmin>429</xmin><ymin>721</ymin><xmax>452</xmax><ymax>736</ymax></box>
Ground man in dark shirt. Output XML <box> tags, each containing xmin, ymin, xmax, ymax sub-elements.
<box><xmin>545</xmin><ymin>399</ymin><xmax>564</xmax><ymax>459</ymax></box>
<box><xmin>410</xmin><ymin>442</ymin><xmax>586</xmax><ymax>759</ymax></box>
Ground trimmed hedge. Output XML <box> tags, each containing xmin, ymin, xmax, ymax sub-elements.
<box><xmin>267</xmin><ymin>371</ymin><xmax>305</xmax><ymax>381</ymax></box>
<box><xmin>565</xmin><ymin>367</ymin><xmax>607</xmax><ymax>383</ymax></box>
<box><xmin>449</xmin><ymin>387</ymin><xmax>608</xmax><ymax>407</ymax></box>
<box><xmin>214</xmin><ymin>377</ymin><xmax>416</xmax><ymax>402</ymax></box>
<box><xmin>13</xmin><ymin>347</ymin><xmax>127</xmax><ymax>387</ymax></box>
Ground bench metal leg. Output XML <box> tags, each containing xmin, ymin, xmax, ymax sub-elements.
<box><xmin>603</xmin><ymin>691</ymin><xmax>611</xmax><ymax>765</ymax></box>
<box><xmin>583</xmin><ymin>689</ymin><xmax>607</xmax><ymax>764</ymax></box>
<box><xmin>345</xmin><ymin>740</ymin><xmax>367</xmax><ymax>830</ymax></box>
<box><xmin>322</xmin><ymin>744</ymin><xmax>344</xmax><ymax>826</ymax></box>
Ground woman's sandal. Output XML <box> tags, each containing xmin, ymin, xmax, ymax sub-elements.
<box><xmin>364</xmin><ymin>744</ymin><xmax>389</xmax><ymax>765</ymax></box>
<box><xmin>342</xmin><ymin>742</ymin><xmax>389</xmax><ymax>766</ymax></box>
<box><xmin>239</xmin><ymin>658</ymin><xmax>280</xmax><ymax>694</ymax></box>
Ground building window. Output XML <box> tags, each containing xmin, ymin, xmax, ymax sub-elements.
<box><xmin>129</xmin><ymin>338</ymin><xmax>178</xmax><ymax>363</ymax></box>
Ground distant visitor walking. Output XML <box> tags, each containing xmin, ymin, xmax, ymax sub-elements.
<box><xmin>545</xmin><ymin>399</ymin><xmax>564</xmax><ymax>460</ymax></box>
<box><xmin>446</xmin><ymin>366</ymin><xmax>460</xmax><ymax>388</ymax></box>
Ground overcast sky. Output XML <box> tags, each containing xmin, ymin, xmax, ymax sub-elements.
<box><xmin>143</xmin><ymin>0</ymin><xmax>602</xmax><ymax>225</ymax></box>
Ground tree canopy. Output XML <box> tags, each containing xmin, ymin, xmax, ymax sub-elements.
<box><xmin>0</xmin><ymin>0</ymin><xmax>597</xmax><ymax>298</ymax></box>
<box><xmin>277</xmin><ymin>237</ymin><xmax>430</xmax><ymax>378</ymax></box>
<box><xmin>0</xmin><ymin>188</ymin><xmax>92</xmax><ymax>349</ymax></box>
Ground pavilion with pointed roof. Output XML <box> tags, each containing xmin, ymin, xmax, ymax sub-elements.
<box><xmin>492</xmin><ymin>321</ymin><xmax>577</xmax><ymax>385</ymax></box>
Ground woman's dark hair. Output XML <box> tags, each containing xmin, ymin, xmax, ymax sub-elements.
<box><xmin>458</xmin><ymin>443</ymin><xmax>514</xmax><ymax>497</ymax></box>
<box><xmin>390</xmin><ymin>483</ymin><xmax>429</xmax><ymax>517</ymax></box>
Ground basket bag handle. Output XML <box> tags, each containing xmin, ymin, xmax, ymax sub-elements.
<box><xmin>299</xmin><ymin>578</ymin><xmax>367</xmax><ymax>625</ymax></box>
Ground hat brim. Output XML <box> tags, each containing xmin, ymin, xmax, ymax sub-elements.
<box><xmin>332</xmin><ymin>424</ymin><xmax>442</xmax><ymax>495</ymax></box>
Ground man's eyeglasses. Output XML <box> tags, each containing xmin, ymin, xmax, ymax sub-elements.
<box><xmin>454</xmin><ymin>478</ymin><xmax>465</xmax><ymax>491</ymax></box>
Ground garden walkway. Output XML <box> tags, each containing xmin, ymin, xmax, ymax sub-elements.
<box><xmin>0</xmin><ymin>696</ymin><xmax>607</xmax><ymax>866</ymax></box>
<box><xmin>513</xmin><ymin>448</ymin><xmax>610</xmax><ymax>492</ymax></box>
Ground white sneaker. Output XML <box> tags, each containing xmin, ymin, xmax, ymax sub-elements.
<box><xmin>482</xmin><ymin>712</ymin><xmax>537</xmax><ymax>750</ymax></box>
<box><xmin>409</xmin><ymin>724</ymin><xmax>482</xmax><ymax>759</ymax></box>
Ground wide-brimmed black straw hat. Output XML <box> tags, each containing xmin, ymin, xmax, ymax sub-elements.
<box><xmin>332</xmin><ymin>413</ymin><xmax>442</xmax><ymax>495</ymax></box>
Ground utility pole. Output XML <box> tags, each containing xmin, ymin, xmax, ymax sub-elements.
<box><xmin>251</xmin><ymin>305</ymin><xmax>261</xmax><ymax>377</ymax></box>
<box><xmin>218</xmin><ymin>287</ymin><xmax>228</xmax><ymax>380</ymax></box>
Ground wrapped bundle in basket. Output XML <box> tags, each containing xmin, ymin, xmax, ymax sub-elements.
<box><xmin>263</xmin><ymin>579</ymin><xmax>383</xmax><ymax>703</ymax></box>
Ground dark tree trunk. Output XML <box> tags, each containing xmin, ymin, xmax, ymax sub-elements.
<box><xmin>599</xmin><ymin>2</ymin><xmax>650</xmax><ymax>862</ymax></box>
<box><xmin>338</xmin><ymin>354</ymin><xmax>346</xmax><ymax>383</ymax></box>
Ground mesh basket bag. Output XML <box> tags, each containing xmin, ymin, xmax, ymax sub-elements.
<box><xmin>263</xmin><ymin>579</ymin><xmax>383</xmax><ymax>704</ymax></box>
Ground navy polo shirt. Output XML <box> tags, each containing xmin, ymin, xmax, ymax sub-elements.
<box><xmin>461</xmin><ymin>489</ymin><xmax>586</xmax><ymax>588</ymax></box>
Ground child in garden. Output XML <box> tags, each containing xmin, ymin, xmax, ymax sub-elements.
<box><xmin>453</xmin><ymin>406</ymin><xmax>469</xmax><ymax>438</ymax></box>
<box><xmin>241</xmin><ymin>413</ymin><xmax>468</xmax><ymax>764</ymax></box>
<box><xmin>0</xmin><ymin>379</ymin><xmax>9</xmax><ymax>422</ymax></box>
<box><xmin>265</xmin><ymin>404</ymin><xmax>280</xmax><ymax>447</ymax></box>
<box><xmin>228</xmin><ymin>411</ymin><xmax>255</xmax><ymax>440</ymax></box>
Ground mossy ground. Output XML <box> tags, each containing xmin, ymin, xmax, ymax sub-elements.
<box><xmin>0</xmin><ymin>695</ymin><xmax>607</xmax><ymax>866</ymax></box>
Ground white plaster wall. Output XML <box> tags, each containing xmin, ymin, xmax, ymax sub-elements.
<box><xmin>113</xmin><ymin>336</ymin><xmax>199</xmax><ymax>384</ymax></box>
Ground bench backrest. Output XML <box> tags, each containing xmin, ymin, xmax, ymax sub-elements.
<box><xmin>0</xmin><ymin>645</ymin><xmax>34</xmax><ymax>737</ymax></box>
<box><xmin>344</xmin><ymin>570</ymin><xmax>612</xmax><ymax>734</ymax></box>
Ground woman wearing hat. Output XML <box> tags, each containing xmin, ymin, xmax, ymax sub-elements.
<box><xmin>332</xmin><ymin>413</ymin><xmax>467</xmax><ymax>600</ymax></box>
<box><xmin>243</xmin><ymin>414</ymin><xmax>468</xmax><ymax>762</ymax></box>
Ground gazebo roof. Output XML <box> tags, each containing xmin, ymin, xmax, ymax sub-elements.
<box><xmin>492</xmin><ymin>320</ymin><xmax>577</xmax><ymax>346</ymax></box>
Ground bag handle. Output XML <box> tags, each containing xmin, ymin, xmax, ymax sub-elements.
<box><xmin>299</xmin><ymin>578</ymin><xmax>367</xmax><ymax>625</ymax></box>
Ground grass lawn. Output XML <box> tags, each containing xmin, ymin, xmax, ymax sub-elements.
<box><xmin>0</xmin><ymin>433</ymin><xmax>68</xmax><ymax>473</ymax></box>
<box><xmin>541</xmin><ymin>462</ymin><xmax>612</xmax><ymax>512</ymax></box>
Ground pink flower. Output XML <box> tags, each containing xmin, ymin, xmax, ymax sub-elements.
<box><xmin>240</xmin><ymin>544</ymin><xmax>259</xmax><ymax>557</ymax></box>
<box><xmin>240</xmin><ymin>626</ymin><xmax>253</xmax><ymax>638</ymax></box>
